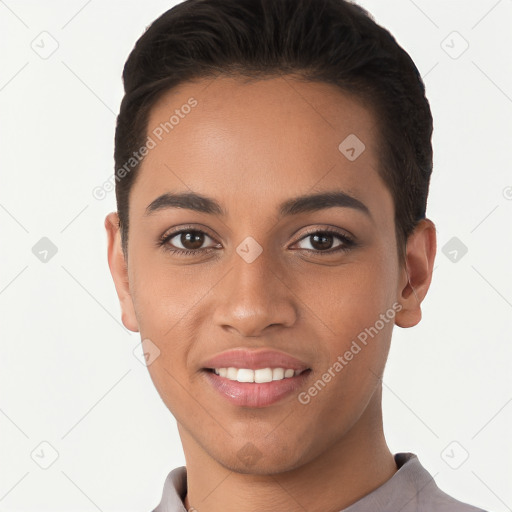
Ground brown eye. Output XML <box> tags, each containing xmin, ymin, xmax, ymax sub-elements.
<box><xmin>294</xmin><ymin>229</ymin><xmax>355</xmax><ymax>255</ymax></box>
<box><xmin>177</xmin><ymin>231</ymin><xmax>206</xmax><ymax>250</ymax></box>
<box><xmin>160</xmin><ymin>228</ymin><xmax>220</xmax><ymax>256</ymax></box>
<box><xmin>308</xmin><ymin>233</ymin><xmax>336</xmax><ymax>251</ymax></box>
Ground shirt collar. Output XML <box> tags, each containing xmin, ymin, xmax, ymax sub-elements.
<box><xmin>340</xmin><ymin>452</ymin><xmax>437</xmax><ymax>511</ymax></box>
<box><xmin>152</xmin><ymin>452</ymin><xmax>439</xmax><ymax>512</ymax></box>
<box><xmin>153</xmin><ymin>464</ymin><xmax>188</xmax><ymax>512</ymax></box>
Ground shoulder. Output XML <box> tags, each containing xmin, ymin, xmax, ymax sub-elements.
<box><xmin>394</xmin><ymin>453</ymin><xmax>489</xmax><ymax>512</ymax></box>
<box><xmin>425</xmin><ymin>489</ymin><xmax>488</xmax><ymax>512</ymax></box>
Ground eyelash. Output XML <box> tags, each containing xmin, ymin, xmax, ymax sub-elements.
<box><xmin>158</xmin><ymin>225</ymin><xmax>356</xmax><ymax>257</ymax></box>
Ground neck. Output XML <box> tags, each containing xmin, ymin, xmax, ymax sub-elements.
<box><xmin>181</xmin><ymin>391</ymin><xmax>396</xmax><ymax>512</ymax></box>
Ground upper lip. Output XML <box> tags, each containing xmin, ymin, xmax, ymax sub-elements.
<box><xmin>201</xmin><ymin>348</ymin><xmax>310</xmax><ymax>371</ymax></box>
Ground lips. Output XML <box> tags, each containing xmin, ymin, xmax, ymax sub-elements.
<box><xmin>200</xmin><ymin>348</ymin><xmax>312</xmax><ymax>407</ymax></box>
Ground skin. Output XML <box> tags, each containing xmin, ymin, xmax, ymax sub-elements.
<box><xmin>105</xmin><ymin>75</ymin><xmax>436</xmax><ymax>512</ymax></box>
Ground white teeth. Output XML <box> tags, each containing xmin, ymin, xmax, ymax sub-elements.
<box><xmin>272</xmin><ymin>368</ymin><xmax>284</xmax><ymax>380</ymax></box>
<box><xmin>226</xmin><ymin>367</ymin><xmax>238</xmax><ymax>380</ymax></box>
<box><xmin>237</xmin><ymin>368</ymin><xmax>254</xmax><ymax>382</ymax></box>
<box><xmin>254</xmin><ymin>368</ymin><xmax>273</xmax><ymax>383</ymax></box>
<box><xmin>212</xmin><ymin>367</ymin><xmax>302</xmax><ymax>383</ymax></box>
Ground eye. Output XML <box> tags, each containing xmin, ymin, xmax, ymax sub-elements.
<box><xmin>159</xmin><ymin>228</ymin><xmax>220</xmax><ymax>256</ymax></box>
<box><xmin>158</xmin><ymin>226</ymin><xmax>356</xmax><ymax>257</ymax></box>
<box><xmin>293</xmin><ymin>228</ymin><xmax>355</xmax><ymax>255</ymax></box>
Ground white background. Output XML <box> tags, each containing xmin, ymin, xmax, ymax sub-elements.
<box><xmin>0</xmin><ymin>1</ymin><xmax>511</xmax><ymax>511</ymax></box>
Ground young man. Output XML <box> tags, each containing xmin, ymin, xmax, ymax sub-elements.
<box><xmin>105</xmin><ymin>0</ymin><xmax>488</xmax><ymax>510</ymax></box>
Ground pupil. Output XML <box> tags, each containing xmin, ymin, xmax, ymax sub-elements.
<box><xmin>312</xmin><ymin>233</ymin><xmax>332</xmax><ymax>250</ymax></box>
<box><xmin>182</xmin><ymin>231</ymin><xmax>204</xmax><ymax>250</ymax></box>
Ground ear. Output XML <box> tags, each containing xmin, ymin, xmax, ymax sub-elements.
<box><xmin>395</xmin><ymin>218</ymin><xmax>437</xmax><ymax>328</ymax></box>
<box><xmin>105</xmin><ymin>212</ymin><xmax>139</xmax><ymax>332</ymax></box>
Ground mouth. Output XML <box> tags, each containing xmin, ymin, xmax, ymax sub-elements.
<box><xmin>202</xmin><ymin>366</ymin><xmax>312</xmax><ymax>408</ymax></box>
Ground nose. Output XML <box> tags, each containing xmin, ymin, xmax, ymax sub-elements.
<box><xmin>212</xmin><ymin>247</ymin><xmax>298</xmax><ymax>338</ymax></box>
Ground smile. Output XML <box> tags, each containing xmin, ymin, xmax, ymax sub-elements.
<box><xmin>203</xmin><ymin>367</ymin><xmax>312</xmax><ymax>408</ymax></box>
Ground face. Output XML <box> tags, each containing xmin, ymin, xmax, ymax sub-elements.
<box><xmin>106</xmin><ymin>75</ymin><xmax>427</xmax><ymax>474</ymax></box>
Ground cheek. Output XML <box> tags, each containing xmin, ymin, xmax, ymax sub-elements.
<box><xmin>302</xmin><ymin>255</ymin><xmax>398</xmax><ymax>337</ymax></box>
<box><xmin>298</xmin><ymin>276</ymin><xmax>395</xmax><ymax>431</ymax></box>
<box><xmin>297</xmin><ymin>250</ymin><xmax>398</xmax><ymax>391</ymax></box>
<box><xmin>128</xmin><ymin>260</ymin><xmax>209</xmax><ymax>395</ymax></box>
<box><xmin>134</xmin><ymin>272</ymin><xmax>201</xmax><ymax>416</ymax></box>
<box><xmin>130</xmin><ymin>253</ymin><xmax>205</xmax><ymax>336</ymax></box>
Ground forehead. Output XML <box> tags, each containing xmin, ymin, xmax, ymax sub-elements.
<box><xmin>130</xmin><ymin>75</ymin><xmax>390</xmax><ymax>220</ymax></box>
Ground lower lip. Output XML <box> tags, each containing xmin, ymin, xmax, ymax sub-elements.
<box><xmin>203</xmin><ymin>370</ymin><xmax>311</xmax><ymax>408</ymax></box>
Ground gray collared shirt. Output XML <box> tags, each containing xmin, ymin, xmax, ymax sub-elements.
<box><xmin>152</xmin><ymin>452</ymin><xmax>488</xmax><ymax>512</ymax></box>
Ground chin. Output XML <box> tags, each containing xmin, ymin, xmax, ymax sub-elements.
<box><xmin>219</xmin><ymin>457</ymin><xmax>299</xmax><ymax>476</ymax></box>
<box><xmin>212</xmin><ymin>441</ymin><xmax>311</xmax><ymax>476</ymax></box>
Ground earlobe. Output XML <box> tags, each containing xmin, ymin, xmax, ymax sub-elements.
<box><xmin>394</xmin><ymin>218</ymin><xmax>437</xmax><ymax>328</ymax></box>
<box><xmin>104</xmin><ymin>212</ymin><xmax>140</xmax><ymax>332</ymax></box>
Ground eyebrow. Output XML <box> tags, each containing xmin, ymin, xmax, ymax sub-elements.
<box><xmin>144</xmin><ymin>190</ymin><xmax>371</xmax><ymax>219</ymax></box>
